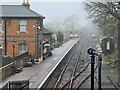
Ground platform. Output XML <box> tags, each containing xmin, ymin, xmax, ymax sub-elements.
<box><xmin>0</xmin><ymin>39</ymin><xmax>78</xmax><ymax>89</ymax></box>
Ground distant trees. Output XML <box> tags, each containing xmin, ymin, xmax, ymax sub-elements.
<box><xmin>84</xmin><ymin>1</ymin><xmax>120</xmax><ymax>39</ymax></box>
<box><xmin>56</xmin><ymin>31</ymin><xmax>64</xmax><ymax>45</ymax></box>
<box><xmin>45</xmin><ymin>15</ymin><xmax>81</xmax><ymax>43</ymax></box>
<box><xmin>63</xmin><ymin>15</ymin><xmax>79</xmax><ymax>32</ymax></box>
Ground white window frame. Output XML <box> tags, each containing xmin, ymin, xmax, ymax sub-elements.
<box><xmin>0</xmin><ymin>19</ymin><xmax>3</xmax><ymax>33</ymax></box>
<box><xmin>19</xmin><ymin>20</ymin><xmax>27</xmax><ymax>32</ymax></box>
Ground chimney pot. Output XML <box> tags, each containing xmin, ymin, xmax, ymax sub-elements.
<box><xmin>22</xmin><ymin>0</ymin><xmax>30</xmax><ymax>9</ymax></box>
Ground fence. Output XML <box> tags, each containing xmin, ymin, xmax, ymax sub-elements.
<box><xmin>14</xmin><ymin>52</ymin><xmax>29</xmax><ymax>61</ymax></box>
<box><xmin>1</xmin><ymin>80</ymin><xmax>29</xmax><ymax>90</ymax></box>
<box><xmin>0</xmin><ymin>52</ymin><xmax>30</xmax><ymax>81</ymax></box>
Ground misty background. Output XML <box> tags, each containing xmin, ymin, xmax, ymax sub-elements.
<box><xmin>1</xmin><ymin>1</ymin><xmax>100</xmax><ymax>39</ymax></box>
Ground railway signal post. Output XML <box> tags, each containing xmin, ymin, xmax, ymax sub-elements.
<box><xmin>87</xmin><ymin>48</ymin><xmax>96</xmax><ymax>90</ymax></box>
<box><xmin>98</xmin><ymin>55</ymin><xmax>102</xmax><ymax>90</ymax></box>
<box><xmin>90</xmin><ymin>54</ymin><xmax>95</xmax><ymax>90</ymax></box>
<box><xmin>87</xmin><ymin>48</ymin><xmax>102</xmax><ymax>90</ymax></box>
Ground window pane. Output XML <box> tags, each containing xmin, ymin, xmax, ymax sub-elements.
<box><xmin>20</xmin><ymin>25</ymin><xmax>26</xmax><ymax>32</ymax></box>
<box><xmin>23</xmin><ymin>45</ymin><xmax>27</xmax><ymax>51</ymax></box>
<box><xmin>19</xmin><ymin>20</ymin><xmax>27</xmax><ymax>32</ymax></box>
<box><xmin>20</xmin><ymin>20</ymin><xmax>27</xmax><ymax>25</ymax></box>
<box><xmin>0</xmin><ymin>19</ymin><xmax>3</xmax><ymax>31</ymax></box>
<box><xmin>0</xmin><ymin>25</ymin><xmax>2</xmax><ymax>31</ymax></box>
<box><xmin>18</xmin><ymin>44</ymin><xmax>27</xmax><ymax>54</ymax></box>
<box><xmin>19</xmin><ymin>44</ymin><xmax>22</xmax><ymax>51</ymax></box>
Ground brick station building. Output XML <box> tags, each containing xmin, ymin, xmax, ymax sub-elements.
<box><xmin>0</xmin><ymin>0</ymin><xmax>45</xmax><ymax>60</ymax></box>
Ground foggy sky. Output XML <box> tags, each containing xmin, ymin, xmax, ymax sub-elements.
<box><xmin>1</xmin><ymin>0</ymin><xmax>100</xmax><ymax>35</ymax></box>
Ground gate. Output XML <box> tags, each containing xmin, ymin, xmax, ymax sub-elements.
<box><xmin>1</xmin><ymin>80</ymin><xmax>29</xmax><ymax>90</ymax></box>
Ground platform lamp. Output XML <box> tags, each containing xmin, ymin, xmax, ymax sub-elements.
<box><xmin>12</xmin><ymin>39</ymin><xmax>16</xmax><ymax>74</ymax></box>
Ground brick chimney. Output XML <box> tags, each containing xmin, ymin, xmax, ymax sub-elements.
<box><xmin>22</xmin><ymin>0</ymin><xmax>30</xmax><ymax>9</ymax></box>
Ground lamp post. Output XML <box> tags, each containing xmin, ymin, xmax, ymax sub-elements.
<box><xmin>4</xmin><ymin>16</ymin><xmax>7</xmax><ymax>56</ymax></box>
<box><xmin>12</xmin><ymin>39</ymin><xmax>16</xmax><ymax>74</ymax></box>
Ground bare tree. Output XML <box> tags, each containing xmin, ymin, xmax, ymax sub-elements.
<box><xmin>45</xmin><ymin>21</ymin><xmax>62</xmax><ymax>33</ymax></box>
<box><xmin>45</xmin><ymin>15</ymin><xmax>81</xmax><ymax>40</ymax></box>
<box><xmin>84</xmin><ymin>1</ymin><xmax>119</xmax><ymax>38</ymax></box>
<box><xmin>63</xmin><ymin>15</ymin><xmax>80</xmax><ymax>32</ymax></box>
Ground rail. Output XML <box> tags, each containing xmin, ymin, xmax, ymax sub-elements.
<box><xmin>53</xmin><ymin>43</ymin><xmax>78</xmax><ymax>89</ymax></box>
<box><xmin>75</xmin><ymin>63</ymin><xmax>98</xmax><ymax>90</ymax></box>
<box><xmin>59</xmin><ymin>62</ymin><xmax>90</xmax><ymax>90</ymax></box>
<box><xmin>107</xmin><ymin>76</ymin><xmax>119</xmax><ymax>90</ymax></box>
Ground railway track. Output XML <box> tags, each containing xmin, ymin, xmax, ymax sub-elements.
<box><xmin>39</xmin><ymin>37</ymin><xmax>118</xmax><ymax>90</ymax></box>
<box><xmin>52</xmin><ymin>45</ymin><xmax>79</xmax><ymax>89</ymax></box>
<box><xmin>74</xmin><ymin>63</ymin><xmax>98</xmax><ymax>90</ymax></box>
<box><xmin>59</xmin><ymin>62</ymin><xmax>90</xmax><ymax>89</ymax></box>
<box><xmin>40</xmin><ymin>41</ymin><xmax>79</xmax><ymax>88</ymax></box>
<box><xmin>107</xmin><ymin>76</ymin><xmax>119</xmax><ymax>89</ymax></box>
<box><xmin>53</xmin><ymin>61</ymin><xmax>98</xmax><ymax>90</ymax></box>
<box><xmin>94</xmin><ymin>74</ymin><xmax>119</xmax><ymax>89</ymax></box>
<box><xmin>53</xmin><ymin>41</ymin><xmax>85</xmax><ymax>89</ymax></box>
<box><xmin>40</xmin><ymin>39</ymin><xmax>99</xmax><ymax>89</ymax></box>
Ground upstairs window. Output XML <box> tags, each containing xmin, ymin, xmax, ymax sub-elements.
<box><xmin>0</xmin><ymin>19</ymin><xmax>3</xmax><ymax>32</ymax></box>
<box><xmin>19</xmin><ymin>20</ymin><xmax>27</xmax><ymax>32</ymax></box>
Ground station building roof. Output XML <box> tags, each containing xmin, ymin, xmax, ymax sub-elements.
<box><xmin>0</xmin><ymin>5</ymin><xmax>45</xmax><ymax>19</ymax></box>
<box><xmin>43</xmin><ymin>27</ymin><xmax>53</xmax><ymax>35</ymax></box>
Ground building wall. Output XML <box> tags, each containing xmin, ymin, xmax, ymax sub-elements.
<box><xmin>1</xmin><ymin>18</ymin><xmax>38</xmax><ymax>57</ymax></box>
<box><xmin>0</xmin><ymin>66</ymin><xmax>12</xmax><ymax>82</ymax></box>
<box><xmin>43</xmin><ymin>34</ymin><xmax>52</xmax><ymax>49</ymax></box>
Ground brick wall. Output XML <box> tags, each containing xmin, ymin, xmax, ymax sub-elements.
<box><xmin>43</xmin><ymin>34</ymin><xmax>53</xmax><ymax>49</ymax></box>
<box><xmin>0</xmin><ymin>52</ymin><xmax>30</xmax><ymax>82</ymax></box>
<box><xmin>2</xmin><ymin>19</ymin><xmax>37</xmax><ymax>57</ymax></box>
